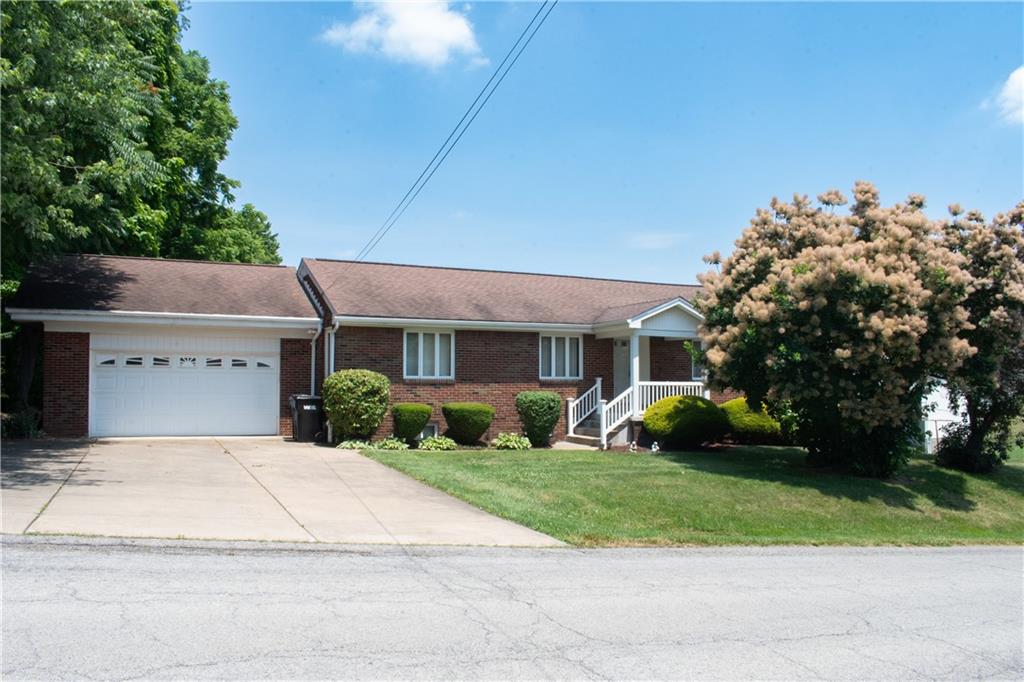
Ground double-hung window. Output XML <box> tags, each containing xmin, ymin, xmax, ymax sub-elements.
<box><xmin>539</xmin><ymin>335</ymin><xmax>582</xmax><ymax>380</ymax></box>
<box><xmin>404</xmin><ymin>330</ymin><xmax>454</xmax><ymax>380</ymax></box>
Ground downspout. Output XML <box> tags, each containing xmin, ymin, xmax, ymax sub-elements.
<box><xmin>324</xmin><ymin>319</ymin><xmax>341</xmax><ymax>443</ymax></box>
<box><xmin>329</xmin><ymin>319</ymin><xmax>340</xmax><ymax>376</ymax></box>
<box><xmin>309</xmin><ymin>321</ymin><xmax>323</xmax><ymax>395</ymax></box>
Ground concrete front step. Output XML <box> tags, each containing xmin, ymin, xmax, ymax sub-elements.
<box><xmin>564</xmin><ymin>434</ymin><xmax>601</xmax><ymax>447</ymax></box>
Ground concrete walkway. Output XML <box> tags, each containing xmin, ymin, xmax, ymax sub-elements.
<box><xmin>1</xmin><ymin>438</ymin><xmax>562</xmax><ymax>547</ymax></box>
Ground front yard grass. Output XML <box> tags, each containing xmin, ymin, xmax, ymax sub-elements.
<box><xmin>363</xmin><ymin>446</ymin><xmax>1024</xmax><ymax>546</ymax></box>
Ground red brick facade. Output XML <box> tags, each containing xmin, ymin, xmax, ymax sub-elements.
<box><xmin>649</xmin><ymin>336</ymin><xmax>694</xmax><ymax>382</ymax></box>
<box><xmin>334</xmin><ymin>327</ymin><xmax>614</xmax><ymax>441</ymax></box>
<box><xmin>42</xmin><ymin>331</ymin><xmax>90</xmax><ymax>437</ymax></box>
<box><xmin>647</xmin><ymin>337</ymin><xmax>736</xmax><ymax>404</ymax></box>
<box><xmin>279</xmin><ymin>338</ymin><xmax>312</xmax><ymax>437</ymax></box>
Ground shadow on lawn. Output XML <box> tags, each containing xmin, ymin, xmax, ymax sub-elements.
<box><xmin>658</xmin><ymin>446</ymin><xmax>982</xmax><ymax>512</ymax></box>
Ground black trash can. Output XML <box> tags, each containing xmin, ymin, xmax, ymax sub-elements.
<box><xmin>289</xmin><ymin>394</ymin><xmax>323</xmax><ymax>442</ymax></box>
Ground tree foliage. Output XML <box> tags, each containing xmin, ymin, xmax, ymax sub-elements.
<box><xmin>0</xmin><ymin>0</ymin><xmax>279</xmax><ymax>294</ymax></box>
<box><xmin>696</xmin><ymin>182</ymin><xmax>974</xmax><ymax>477</ymax></box>
<box><xmin>937</xmin><ymin>202</ymin><xmax>1024</xmax><ymax>472</ymax></box>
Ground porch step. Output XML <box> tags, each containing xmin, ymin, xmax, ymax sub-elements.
<box><xmin>575</xmin><ymin>425</ymin><xmax>600</xmax><ymax>437</ymax></box>
<box><xmin>564</xmin><ymin>434</ymin><xmax>601</xmax><ymax>447</ymax></box>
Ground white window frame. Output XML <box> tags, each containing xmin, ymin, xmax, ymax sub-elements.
<box><xmin>539</xmin><ymin>334</ymin><xmax>583</xmax><ymax>380</ymax></box>
<box><xmin>403</xmin><ymin>330</ymin><xmax>455</xmax><ymax>380</ymax></box>
<box><xmin>690</xmin><ymin>340</ymin><xmax>704</xmax><ymax>381</ymax></box>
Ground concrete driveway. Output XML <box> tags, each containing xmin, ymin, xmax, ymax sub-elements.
<box><xmin>1</xmin><ymin>438</ymin><xmax>561</xmax><ymax>547</ymax></box>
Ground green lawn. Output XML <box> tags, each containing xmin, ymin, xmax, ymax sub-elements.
<box><xmin>364</xmin><ymin>446</ymin><xmax>1024</xmax><ymax>546</ymax></box>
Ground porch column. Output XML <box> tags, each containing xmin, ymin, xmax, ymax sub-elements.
<box><xmin>630</xmin><ymin>332</ymin><xmax>641</xmax><ymax>418</ymax></box>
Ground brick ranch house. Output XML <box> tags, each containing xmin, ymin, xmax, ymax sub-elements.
<box><xmin>9</xmin><ymin>255</ymin><xmax>730</xmax><ymax>447</ymax></box>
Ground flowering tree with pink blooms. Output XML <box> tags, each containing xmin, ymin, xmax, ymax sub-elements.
<box><xmin>696</xmin><ymin>182</ymin><xmax>974</xmax><ymax>477</ymax></box>
<box><xmin>937</xmin><ymin>202</ymin><xmax>1024</xmax><ymax>473</ymax></box>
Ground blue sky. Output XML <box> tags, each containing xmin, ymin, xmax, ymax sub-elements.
<box><xmin>182</xmin><ymin>1</ymin><xmax>1023</xmax><ymax>283</ymax></box>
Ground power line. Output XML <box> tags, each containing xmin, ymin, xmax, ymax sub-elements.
<box><xmin>335</xmin><ymin>0</ymin><xmax>558</xmax><ymax>274</ymax></box>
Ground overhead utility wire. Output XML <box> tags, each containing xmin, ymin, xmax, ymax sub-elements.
<box><xmin>346</xmin><ymin>0</ymin><xmax>559</xmax><ymax>267</ymax></box>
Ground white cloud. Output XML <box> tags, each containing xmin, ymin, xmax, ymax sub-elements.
<box><xmin>625</xmin><ymin>231</ymin><xmax>689</xmax><ymax>251</ymax></box>
<box><xmin>983</xmin><ymin>66</ymin><xmax>1024</xmax><ymax>125</ymax></box>
<box><xmin>321</xmin><ymin>1</ymin><xmax>486</xmax><ymax>68</ymax></box>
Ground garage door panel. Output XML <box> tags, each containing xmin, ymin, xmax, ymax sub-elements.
<box><xmin>90</xmin><ymin>337</ymin><xmax>280</xmax><ymax>437</ymax></box>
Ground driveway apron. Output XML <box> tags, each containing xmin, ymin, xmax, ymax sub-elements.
<box><xmin>1</xmin><ymin>438</ymin><xmax>562</xmax><ymax>547</ymax></box>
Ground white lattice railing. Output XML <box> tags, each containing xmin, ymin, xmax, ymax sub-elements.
<box><xmin>567</xmin><ymin>378</ymin><xmax>602</xmax><ymax>436</ymax></box>
<box><xmin>636</xmin><ymin>381</ymin><xmax>708</xmax><ymax>416</ymax></box>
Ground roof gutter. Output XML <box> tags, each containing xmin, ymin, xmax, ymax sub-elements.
<box><xmin>5</xmin><ymin>308</ymin><xmax>319</xmax><ymax>330</ymax></box>
<box><xmin>331</xmin><ymin>315</ymin><xmax>593</xmax><ymax>334</ymax></box>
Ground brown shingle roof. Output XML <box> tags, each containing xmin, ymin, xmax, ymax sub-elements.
<box><xmin>9</xmin><ymin>254</ymin><xmax>317</xmax><ymax>319</ymax></box>
<box><xmin>303</xmin><ymin>259</ymin><xmax>701</xmax><ymax>325</ymax></box>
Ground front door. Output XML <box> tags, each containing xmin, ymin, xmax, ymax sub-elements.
<box><xmin>613</xmin><ymin>338</ymin><xmax>631</xmax><ymax>395</ymax></box>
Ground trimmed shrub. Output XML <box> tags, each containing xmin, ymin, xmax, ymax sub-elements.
<box><xmin>442</xmin><ymin>402</ymin><xmax>495</xmax><ymax>444</ymax></box>
<box><xmin>392</xmin><ymin>402</ymin><xmax>432</xmax><ymax>443</ymax></box>
<box><xmin>493</xmin><ymin>432</ymin><xmax>531</xmax><ymax>450</ymax></box>
<box><xmin>515</xmin><ymin>391</ymin><xmax>562</xmax><ymax>446</ymax></box>
<box><xmin>373</xmin><ymin>437</ymin><xmax>409</xmax><ymax>450</ymax></box>
<box><xmin>322</xmin><ymin>369</ymin><xmax>390</xmax><ymax>439</ymax></box>
<box><xmin>643</xmin><ymin>395</ymin><xmax>729</xmax><ymax>450</ymax></box>
<box><xmin>721</xmin><ymin>397</ymin><xmax>783</xmax><ymax>444</ymax></box>
<box><xmin>419</xmin><ymin>435</ymin><xmax>458</xmax><ymax>451</ymax></box>
<box><xmin>336</xmin><ymin>439</ymin><xmax>371</xmax><ymax>450</ymax></box>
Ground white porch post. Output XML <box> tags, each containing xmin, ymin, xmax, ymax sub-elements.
<box><xmin>629</xmin><ymin>332</ymin><xmax>641</xmax><ymax>418</ymax></box>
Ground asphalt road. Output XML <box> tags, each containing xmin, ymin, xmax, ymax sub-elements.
<box><xmin>3</xmin><ymin>537</ymin><xmax>1021</xmax><ymax>680</ymax></box>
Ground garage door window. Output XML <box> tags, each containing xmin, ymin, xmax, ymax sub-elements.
<box><xmin>152</xmin><ymin>356</ymin><xmax>170</xmax><ymax>367</ymax></box>
<box><xmin>96</xmin><ymin>354</ymin><xmax>116</xmax><ymax>367</ymax></box>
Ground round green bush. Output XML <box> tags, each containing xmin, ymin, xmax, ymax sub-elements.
<box><xmin>515</xmin><ymin>391</ymin><xmax>562</xmax><ymax>446</ymax></box>
<box><xmin>643</xmin><ymin>395</ymin><xmax>729</xmax><ymax>449</ymax></box>
<box><xmin>419</xmin><ymin>435</ymin><xmax>458</xmax><ymax>451</ymax></box>
<box><xmin>442</xmin><ymin>402</ymin><xmax>495</xmax><ymax>445</ymax></box>
<box><xmin>493</xmin><ymin>432</ymin><xmax>532</xmax><ymax>450</ymax></box>
<box><xmin>322</xmin><ymin>369</ymin><xmax>390</xmax><ymax>440</ymax></box>
<box><xmin>392</xmin><ymin>402</ymin><xmax>432</xmax><ymax>443</ymax></box>
<box><xmin>721</xmin><ymin>397</ymin><xmax>783</xmax><ymax>444</ymax></box>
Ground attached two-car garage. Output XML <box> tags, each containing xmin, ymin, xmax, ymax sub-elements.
<box><xmin>6</xmin><ymin>255</ymin><xmax>319</xmax><ymax>438</ymax></box>
<box><xmin>89</xmin><ymin>333</ymin><xmax>281</xmax><ymax>437</ymax></box>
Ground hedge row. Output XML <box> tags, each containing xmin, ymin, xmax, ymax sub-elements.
<box><xmin>642</xmin><ymin>395</ymin><xmax>784</xmax><ymax>449</ymax></box>
<box><xmin>323</xmin><ymin>370</ymin><xmax>566</xmax><ymax>448</ymax></box>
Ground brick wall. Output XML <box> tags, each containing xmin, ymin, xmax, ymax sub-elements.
<box><xmin>649</xmin><ymin>336</ymin><xmax>694</xmax><ymax>381</ymax></box>
<box><xmin>42</xmin><ymin>331</ymin><xmax>89</xmax><ymax>437</ymax></box>
<box><xmin>334</xmin><ymin>327</ymin><xmax>612</xmax><ymax>441</ymax></box>
<box><xmin>709</xmin><ymin>387</ymin><xmax>742</xmax><ymax>404</ymax></box>
<box><xmin>648</xmin><ymin>337</ymin><xmax>738</xmax><ymax>404</ymax></box>
<box><xmin>279</xmin><ymin>338</ymin><xmax>312</xmax><ymax>437</ymax></box>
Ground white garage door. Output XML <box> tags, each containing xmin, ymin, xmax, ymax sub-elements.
<box><xmin>90</xmin><ymin>333</ymin><xmax>279</xmax><ymax>437</ymax></box>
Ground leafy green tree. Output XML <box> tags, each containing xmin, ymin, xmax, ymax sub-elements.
<box><xmin>1</xmin><ymin>0</ymin><xmax>169</xmax><ymax>287</ymax></box>
<box><xmin>0</xmin><ymin>0</ymin><xmax>280</xmax><ymax>294</ymax></box>
<box><xmin>197</xmin><ymin>204</ymin><xmax>281</xmax><ymax>264</ymax></box>
<box><xmin>937</xmin><ymin>202</ymin><xmax>1024</xmax><ymax>473</ymax></box>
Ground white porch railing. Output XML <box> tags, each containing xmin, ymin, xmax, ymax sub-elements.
<box><xmin>636</xmin><ymin>381</ymin><xmax>708</xmax><ymax>416</ymax></box>
<box><xmin>568</xmin><ymin>379</ymin><xmax>710</xmax><ymax>448</ymax></box>
<box><xmin>566</xmin><ymin>377</ymin><xmax>601</xmax><ymax>436</ymax></box>
<box><xmin>600</xmin><ymin>389</ymin><xmax>634</xmax><ymax>449</ymax></box>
